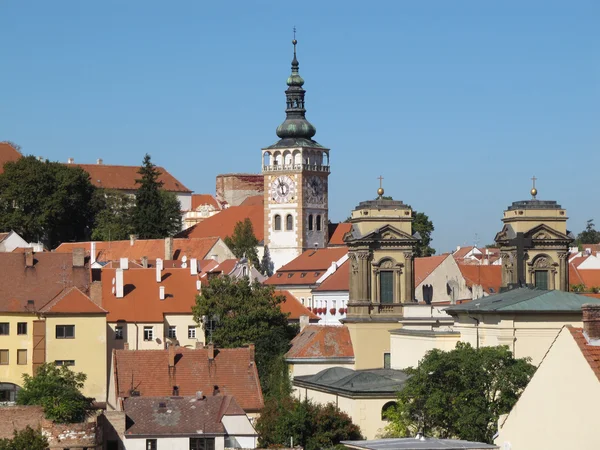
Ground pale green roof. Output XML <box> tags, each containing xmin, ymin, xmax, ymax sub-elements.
<box><xmin>446</xmin><ymin>288</ymin><xmax>600</xmax><ymax>314</ymax></box>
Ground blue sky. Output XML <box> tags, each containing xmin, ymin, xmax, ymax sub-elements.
<box><xmin>1</xmin><ymin>1</ymin><xmax>598</xmax><ymax>252</ymax></box>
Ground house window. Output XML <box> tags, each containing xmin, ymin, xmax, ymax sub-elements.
<box><xmin>17</xmin><ymin>350</ymin><xmax>27</xmax><ymax>365</ymax></box>
<box><xmin>0</xmin><ymin>350</ymin><xmax>8</xmax><ymax>365</ymax></box>
<box><xmin>56</xmin><ymin>325</ymin><xmax>75</xmax><ymax>339</ymax></box>
<box><xmin>274</xmin><ymin>215</ymin><xmax>281</xmax><ymax>231</ymax></box>
<box><xmin>55</xmin><ymin>360</ymin><xmax>75</xmax><ymax>367</ymax></box>
<box><xmin>535</xmin><ymin>270</ymin><xmax>549</xmax><ymax>290</ymax></box>
<box><xmin>188</xmin><ymin>326</ymin><xmax>196</xmax><ymax>339</ymax></box>
<box><xmin>380</xmin><ymin>271</ymin><xmax>394</xmax><ymax>304</ymax></box>
<box><xmin>168</xmin><ymin>326</ymin><xmax>177</xmax><ymax>339</ymax></box>
<box><xmin>146</xmin><ymin>439</ymin><xmax>157</xmax><ymax>450</ymax></box>
<box><xmin>0</xmin><ymin>323</ymin><xmax>9</xmax><ymax>335</ymax></box>
<box><xmin>115</xmin><ymin>326</ymin><xmax>123</xmax><ymax>340</ymax></box>
<box><xmin>143</xmin><ymin>327</ymin><xmax>154</xmax><ymax>341</ymax></box>
<box><xmin>190</xmin><ymin>437</ymin><xmax>215</xmax><ymax>450</ymax></box>
<box><xmin>17</xmin><ymin>323</ymin><xmax>27</xmax><ymax>335</ymax></box>
<box><xmin>308</xmin><ymin>214</ymin><xmax>314</xmax><ymax>231</ymax></box>
<box><xmin>0</xmin><ymin>383</ymin><xmax>19</xmax><ymax>402</ymax></box>
<box><xmin>316</xmin><ymin>215</ymin><xmax>322</xmax><ymax>231</ymax></box>
<box><xmin>286</xmin><ymin>214</ymin><xmax>293</xmax><ymax>231</ymax></box>
<box><xmin>383</xmin><ymin>352</ymin><xmax>391</xmax><ymax>369</ymax></box>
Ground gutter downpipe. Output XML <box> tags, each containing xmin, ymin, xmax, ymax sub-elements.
<box><xmin>469</xmin><ymin>315</ymin><xmax>480</xmax><ymax>349</ymax></box>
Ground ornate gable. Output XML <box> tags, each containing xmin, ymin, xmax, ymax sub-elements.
<box><xmin>524</xmin><ymin>224</ymin><xmax>572</xmax><ymax>243</ymax></box>
<box><xmin>345</xmin><ymin>224</ymin><xmax>417</xmax><ymax>245</ymax></box>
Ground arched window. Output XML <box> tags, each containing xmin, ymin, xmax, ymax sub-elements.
<box><xmin>381</xmin><ymin>401</ymin><xmax>397</xmax><ymax>421</ymax></box>
<box><xmin>286</xmin><ymin>214</ymin><xmax>293</xmax><ymax>231</ymax></box>
<box><xmin>316</xmin><ymin>215</ymin><xmax>322</xmax><ymax>231</ymax></box>
<box><xmin>308</xmin><ymin>214</ymin><xmax>314</xmax><ymax>231</ymax></box>
<box><xmin>263</xmin><ymin>152</ymin><xmax>271</xmax><ymax>166</ymax></box>
<box><xmin>274</xmin><ymin>215</ymin><xmax>281</xmax><ymax>231</ymax></box>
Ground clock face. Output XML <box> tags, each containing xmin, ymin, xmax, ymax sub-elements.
<box><xmin>305</xmin><ymin>176</ymin><xmax>325</xmax><ymax>204</ymax></box>
<box><xmin>270</xmin><ymin>175</ymin><xmax>296</xmax><ymax>203</ymax></box>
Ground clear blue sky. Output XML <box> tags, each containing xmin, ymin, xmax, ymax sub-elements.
<box><xmin>1</xmin><ymin>1</ymin><xmax>598</xmax><ymax>252</ymax></box>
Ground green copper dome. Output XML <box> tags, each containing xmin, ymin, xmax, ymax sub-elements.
<box><xmin>286</xmin><ymin>73</ymin><xmax>304</xmax><ymax>87</ymax></box>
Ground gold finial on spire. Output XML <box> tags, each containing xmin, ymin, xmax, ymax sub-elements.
<box><xmin>530</xmin><ymin>175</ymin><xmax>538</xmax><ymax>199</ymax></box>
<box><xmin>292</xmin><ymin>26</ymin><xmax>297</xmax><ymax>46</ymax></box>
<box><xmin>377</xmin><ymin>175</ymin><xmax>384</xmax><ymax>198</ymax></box>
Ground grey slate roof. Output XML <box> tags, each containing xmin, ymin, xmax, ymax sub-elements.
<box><xmin>294</xmin><ymin>367</ymin><xmax>409</xmax><ymax>396</ymax></box>
<box><xmin>445</xmin><ymin>288</ymin><xmax>600</xmax><ymax>314</ymax></box>
<box><xmin>342</xmin><ymin>437</ymin><xmax>498</xmax><ymax>449</ymax></box>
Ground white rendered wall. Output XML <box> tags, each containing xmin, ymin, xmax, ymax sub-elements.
<box><xmin>222</xmin><ymin>415</ymin><xmax>258</xmax><ymax>449</ymax></box>
<box><xmin>311</xmin><ymin>291</ymin><xmax>348</xmax><ymax>324</ymax></box>
<box><xmin>177</xmin><ymin>193</ymin><xmax>193</xmax><ymax>212</ymax></box>
<box><xmin>124</xmin><ymin>436</ymin><xmax>224</xmax><ymax>450</ymax></box>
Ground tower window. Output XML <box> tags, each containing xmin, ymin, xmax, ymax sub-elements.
<box><xmin>286</xmin><ymin>214</ymin><xmax>293</xmax><ymax>231</ymax></box>
<box><xmin>316</xmin><ymin>215</ymin><xmax>322</xmax><ymax>231</ymax></box>
<box><xmin>274</xmin><ymin>215</ymin><xmax>281</xmax><ymax>231</ymax></box>
<box><xmin>380</xmin><ymin>271</ymin><xmax>394</xmax><ymax>304</ymax></box>
<box><xmin>308</xmin><ymin>214</ymin><xmax>313</xmax><ymax>231</ymax></box>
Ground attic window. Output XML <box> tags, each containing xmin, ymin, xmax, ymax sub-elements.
<box><xmin>489</xmin><ymin>288</ymin><xmax>495</xmax><ymax>293</ymax></box>
<box><xmin>301</xmin><ymin>273</ymin><xmax>307</xmax><ymax>278</ymax></box>
<box><xmin>277</xmin><ymin>273</ymin><xmax>282</xmax><ymax>278</ymax></box>
<box><xmin>314</xmin><ymin>272</ymin><xmax>320</xmax><ymax>277</ymax></box>
<box><xmin>287</xmin><ymin>273</ymin><xmax>294</xmax><ymax>278</ymax></box>
<box><xmin>158</xmin><ymin>402</ymin><xmax>167</xmax><ymax>408</ymax></box>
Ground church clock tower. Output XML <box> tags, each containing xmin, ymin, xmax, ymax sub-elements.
<box><xmin>262</xmin><ymin>37</ymin><xmax>330</xmax><ymax>271</ymax></box>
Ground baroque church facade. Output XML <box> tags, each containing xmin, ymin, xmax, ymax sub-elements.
<box><xmin>262</xmin><ymin>39</ymin><xmax>330</xmax><ymax>270</ymax></box>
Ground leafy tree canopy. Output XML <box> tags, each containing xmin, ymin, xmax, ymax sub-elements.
<box><xmin>0</xmin><ymin>156</ymin><xmax>95</xmax><ymax>248</ymax></box>
<box><xmin>576</xmin><ymin>219</ymin><xmax>600</xmax><ymax>246</ymax></box>
<box><xmin>260</xmin><ymin>245</ymin><xmax>274</xmax><ymax>277</ymax></box>
<box><xmin>17</xmin><ymin>363</ymin><xmax>95</xmax><ymax>423</ymax></box>
<box><xmin>224</xmin><ymin>218</ymin><xmax>260</xmax><ymax>267</ymax></box>
<box><xmin>91</xmin><ymin>189</ymin><xmax>135</xmax><ymax>241</ymax></box>
<box><xmin>384</xmin><ymin>342</ymin><xmax>535</xmax><ymax>444</ymax></box>
<box><xmin>132</xmin><ymin>154</ymin><xmax>182</xmax><ymax>239</ymax></box>
<box><xmin>256</xmin><ymin>397</ymin><xmax>363</xmax><ymax>450</ymax></box>
<box><xmin>0</xmin><ymin>426</ymin><xmax>48</xmax><ymax>450</ymax></box>
<box><xmin>192</xmin><ymin>276</ymin><xmax>297</xmax><ymax>397</ymax></box>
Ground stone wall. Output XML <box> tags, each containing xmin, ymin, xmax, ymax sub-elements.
<box><xmin>42</xmin><ymin>419</ymin><xmax>101</xmax><ymax>449</ymax></box>
<box><xmin>216</xmin><ymin>173</ymin><xmax>263</xmax><ymax>207</ymax></box>
<box><xmin>0</xmin><ymin>405</ymin><xmax>44</xmax><ymax>439</ymax></box>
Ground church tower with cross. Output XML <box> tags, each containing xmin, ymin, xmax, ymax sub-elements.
<box><xmin>494</xmin><ymin>177</ymin><xmax>573</xmax><ymax>291</ymax></box>
<box><xmin>261</xmin><ymin>35</ymin><xmax>330</xmax><ymax>270</ymax></box>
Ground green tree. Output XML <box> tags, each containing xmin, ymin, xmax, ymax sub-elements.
<box><xmin>256</xmin><ymin>397</ymin><xmax>363</xmax><ymax>450</ymax></box>
<box><xmin>260</xmin><ymin>245</ymin><xmax>274</xmax><ymax>277</ymax></box>
<box><xmin>192</xmin><ymin>276</ymin><xmax>297</xmax><ymax>397</ymax></box>
<box><xmin>576</xmin><ymin>219</ymin><xmax>600</xmax><ymax>246</ymax></box>
<box><xmin>0</xmin><ymin>426</ymin><xmax>48</xmax><ymax>450</ymax></box>
<box><xmin>0</xmin><ymin>156</ymin><xmax>96</xmax><ymax>248</ymax></box>
<box><xmin>132</xmin><ymin>154</ymin><xmax>182</xmax><ymax>239</ymax></box>
<box><xmin>224</xmin><ymin>218</ymin><xmax>260</xmax><ymax>267</ymax></box>
<box><xmin>384</xmin><ymin>343</ymin><xmax>535</xmax><ymax>444</ymax></box>
<box><xmin>17</xmin><ymin>363</ymin><xmax>94</xmax><ymax>423</ymax></box>
<box><xmin>91</xmin><ymin>189</ymin><xmax>135</xmax><ymax>241</ymax></box>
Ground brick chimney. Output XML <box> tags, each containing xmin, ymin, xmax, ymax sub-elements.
<box><xmin>89</xmin><ymin>281</ymin><xmax>102</xmax><ymax>307</ymax></box>
<box><xmin>72</xmin><ymin>248</ymin><xmax>85</xmax><ymax>267</ymax></box>
<box><xmin>248</xmin><ymin>343</ymin><xmax>255</xmax><ymax>363</ymax></box>
<box><xmin>583</xmin><ymin>304</ymin><xmax>600</xmax><ymax>340</ymax></box>
<box><xmin>168</xmin><ymin>344</ymin><xmax>176</xmax><ymax>368</ymax></box>
<box><xmin>207</xmin><ymin>343</ymin><xmax>215</xmax><ymax>360</ymax></box>
<box><xmin>165</xmin><ymin>237</ymin><xmax>174</xmax><ymax>260</ymax></box>
<box><xmin>25</xmin><ymin>248</ymin><xmax>34</xmax><ymax>267</ymax></box>
<box><xmin>141</xmin><ymin>256</ymin><xmax>148</xmax><ymax>268</ymax></box>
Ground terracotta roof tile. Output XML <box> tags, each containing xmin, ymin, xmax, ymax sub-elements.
<box><xmin>0</xmin><ymin>232</ymin><xmax>10</xmax><ymax>243</ymax></box>
<box><xmin>191</xmin><ymin>194</ymin><xmax>221</xmax><ymax>211</ymax></box>
<box><xmin>567</xmin><ymin>326</ymin><xmax>600</xmax><ymax>383</ymax></box>
<box><xmin>328</xmin><ymin>223</ymin><xmax>352</xmax><ymax>246</ymax></box>
<box><xmin>452</xmin><ymin>246</ymin><xmax>476</xmax><ymax>259</ymax></box>
<box><xmin>570</xmin><ymin>262</ymin><xmax>585</xmax><ymax>286</ymax></box>
<box><xmin>0</xmin><ymin>142</ymin><xmax>22</xmax><ymax>175</ymax></box>
<box><xmin>414</xmin><ymin>255</ymin><xmax>449</xmax><ymax>285</ymax></box>
<box><xmin>100</xmin><ymin>267</ymin><xmax>200</xmax><ymax>322</ymax></box>
<box><xmin>285</xmin><ymin>325</ymin><xmax>354</xmax><ymax>360</ymax></box>
<box><xmin>458</xmin><ymin>264</ymin><xmax>502</xmax><ymax>294</ymax></box>
<box><xmin>314</xmin><ymin>261</ymin><xmax>349</xmax><ymax>292</ymax></box>
<box><xmin>55</xmin><ymin>237</ymin><xmax>220</xmax><ymax>262</ymax></box>
<box><xmin>575</xmin><ymin>269</ymin><xmax>600</xmax><ymax>290</ymax></box>
<box><xmin>177</xmin><ymin>205</ymin><xmax>264</xmax><ymax>242</ymax></box>
<box><xmin>208</xmin><ymin>259</ymin><xmax>239</xmax><ymax>276</ymax></box>
<box><xmin>274</xmin><ymin>290</ymin><xmax>319</xmax><ymax>321</ymax></box>
<box><xmin>264</xmin><ymin>248</ymin><xmax>348</xmax><ymax>287</ymax></box>
<box><xmin>239</xmin><ymin>195</ymin><xmax>264</xmax><ymax>207</ymax></box>
<box><xmin>0</xmin><ymin>252</ymin><xmax>90</xmax><ymax>312</ymax></box>
<box><xmin>41</xmin><ymin>287</ymin><xmax>107</xmax><ymax>314</ymax></box>
<box><xmin>115</xmin><ymin>347</ymin><xmax>264</xmax><ymax>411</ymax></box>
<box><xmin>75</xmin><ymin>163</ymin><xmax>191</xmax><ymax>192</ymax></box>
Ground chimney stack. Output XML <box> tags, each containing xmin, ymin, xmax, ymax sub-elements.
<box><xmin>67</xmin><ymin>157</ymin><xmax>74</xmax><ymax>164</ymax></box>
<box><xmin>248</xmin><ymin>343</ymin><xmax>255</xmax><ymax>363</ymax></box>
<box><xmin>120</xmin><ymin>258</ymin><xmax>129</xmax><ymax>270</ymax></box>
<box><xmin>207</xmin><ymin>343</ymin><xmax>215</xmax><ymax>360</ymax></box>
<box><xmin>583</xmin><ymin>304</ymin><xmax>600</xmax><ymax>340</ymax></box>
<box><xmin>116</xmin><ymin>268</ymin><xmax>124</xmax><ymax>298</ymax></box>
<box><xmin>25</xmin><ymin>248</ymin><xmax>34</xmax><ymax>267</ymax></box>
<box><xmin>72</xmin><ymin>248</ymin><xmax>85</xmax><ymax>267</ymax></box>
<box><xmin>141</xmin><ymin>256</ymin><xmax>148</xmax><ymax>268</ymax></box>
<box><xmin>159</xmin><ymin>286</ymin><xmax>165</xmax><ymax>300</ymax></box>
<box><xmin>90</xmin><ymin>281</ymin><xmax>102</xmax><ymax>306</ymax></box>
<box><xmin>165</xmin><ymin>237</ymin><xmax>174</xmax><ymax>260</ymax></box>
<box><xmin>130</xmin><ymin>234</ymin><xmax>137</xmax><ymax>246</ymax></box>
<box><xmin>190</xmin><ymin>258</ymin><xmax>198</xmax><ymax>275</ymax></box>
<box><xmin>299</xmin><ymin>314</ymin><xmax>309</xmax><ymax>332</ymax></box>
<box><xmin>168</xmin><ymin>344</ymin><xmax>175</xmax><ymax>367</ymax></box>
<box><xmin>97</xmin><ymin>158</ymin><xmax>103</xmax><ymax>165</ymax></box>
<box><xmin>196</xmin><ymin>280</ymin><xmax>202</xmax><ymax>292</ymax></box>
<box><xmin>156</xmin><ymin>258</ymin><xmax>163</xmax><ymax>283</ymax></box>
<box><xmin>90</xmin><ymin>242</ymin><xmax>96</xmax><ymax>265</ymax></box>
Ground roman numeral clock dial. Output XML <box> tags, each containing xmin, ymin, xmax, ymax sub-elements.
<box><xmin>270</xmin><ymin>175</ymin><xmax>296</xmax><ymax>203</ymax></box>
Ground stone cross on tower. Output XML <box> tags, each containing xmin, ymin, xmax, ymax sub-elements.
<box><xmin>508</xmin><ymin>232</ymin><xmax>533</xmax><ymax>287</ymax></box>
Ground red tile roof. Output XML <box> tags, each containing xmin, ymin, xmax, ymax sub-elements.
<box><xmin>0</xmin><ymin>142</ymin><xmax>22</xmax><ymax>175</ymax></box>
<box><xmin>55</xmin><ymin>237</ymin><xmax>220</xmax><ymax>262</ymax></box>
<box><xmin>239</xmin><ymin>195</ymin><xmax>264</xmax><ymax>207</ymax></box>
<box><xmin>567</xmin><ymin>326</ymin><xmax>600</xmax><ymax>382</ymax></box>
<box><xmin>458</xmin><ymin>264</ymin><xmax>502</xmax><ymax>294</ymax></box>
<box><xmin>264</xmin><ymin>248</ymin><xmax>348</xmax><ymax>286</ymax></box>
<box><xmin>100</xmin><ymin>268</ymin><xmax>200</xmax><ymax>322</ymax></box>
<box><xmin>414</xmin><ymin>254</ymin><xmax>449</xmax><ymax>285</ymax></box>
<box><xmin>328</xmin><ymin>223</ymin><xmax>352</xmax><ymax>246</ymax></box>
<box><xmin>74</xmin><ymin>163</ymin><xmax>191</xmax><ymax>192</ymax></box>
<box><xmin>178</xmin><ymin>205</ymin><xmax>264</xmax><ymax>242</ymax></box>
<box><xmin>0</xmin><ymin>252</ymin><xmax>90</xmax><ymax>312</ymax></box>
<box><xmin>452</xmin><ymin>246</ymin><xmax>477</xmax><ymax>259</ymax></box>
<box><xmin>114</xmin><ymin>347</ymin><xmax>264</xmax><ymax>411</ymax></box>
<box><xmin>574</xmin><ymin>269</ymin><xmax>600</xmax><ymax>290</ymax></box>
<box><xmin>285</xmin><ymin>325</ymin><xmax>354</xmax><ymax>360</ymax></box>
<box><xmin>314</xmin><ymin>261</ymin><xmax>349</xmax><ymax>292</ymax></box>
<box><xmin>41</xmin><ymin>287</ymin><xmax>107</xmax><ymax>314</ymax></box>
<box><xmin>274</xmin><ymin>290</ymin><xmax>319</xmax><ymax>321</ymax></box>
<box><xmin>191</xmin><ymin>194</ymin><xmax>221</xmax><ymax>211</ymax></box>
<box><xmin>570</xmin><ymin>262</ymin><xmax>585</xmax><ymax>286</ymax></box>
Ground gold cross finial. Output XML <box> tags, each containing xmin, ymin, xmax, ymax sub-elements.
<box><xmin>377</xmin><ymin>175</ymin><xmax>384</xmax><ymax>198</ymax></box>
<box><xmin>530</xmin><ymin>175</ymin><xmax>538</xmax><ymax>199</ymax></box>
